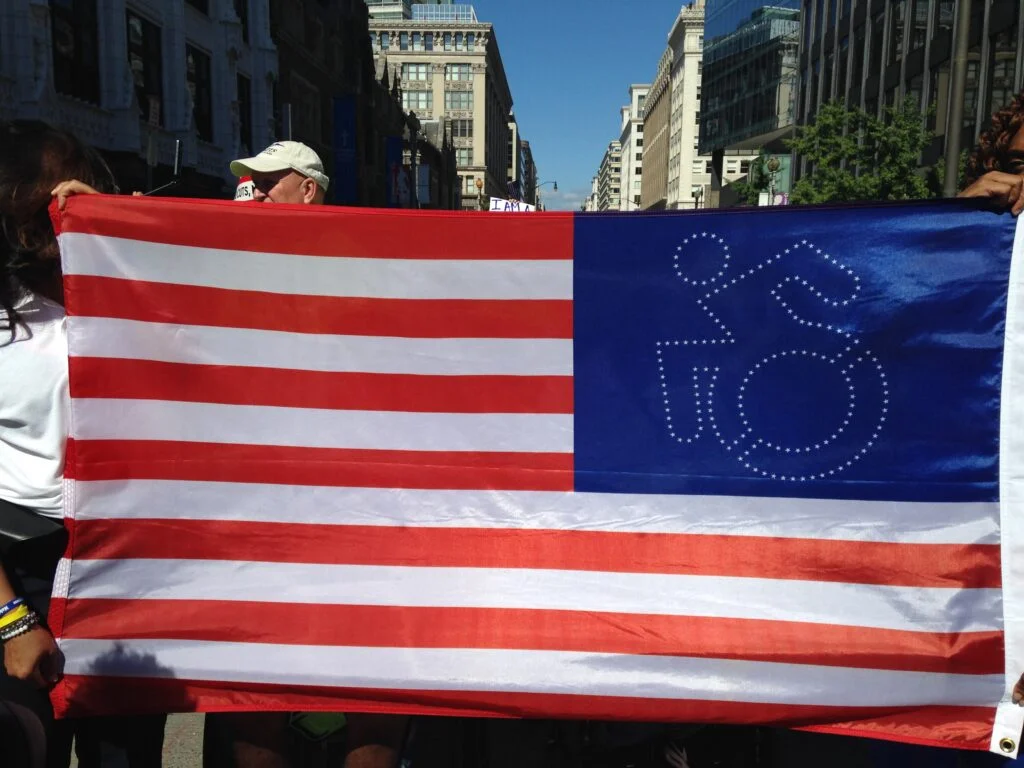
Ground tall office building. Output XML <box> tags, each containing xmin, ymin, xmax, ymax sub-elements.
<box><xmin>619</xmin><ymin>84</ymin><xmax>650</xmax><ymax>210</ymax></box>
<box><xmin>798</xmin><ymin>0</ymin><xmax>1021</xmax><ymax>171</ymax></box>
<box><xmin>597</xmin><ymin>140</ymin><xmax>623</xmax><ymax>210</ymax></box>
<box><xmin>700</xmin><ymin>0</ymin><xmax>801</xmax><ymax>205</ymax></box>
<box><xmin>365</xmin><ymin>0</ymin><xmax>455</xmax><ymax>21</ymax></box>
<box><xmin>642</xmin><ymin>49</ymin><xmax>672</xmax><ymax>210</ymax></box>
<box><xmin>370</xmin><ymin>4</ymin><xmax>514</xmax><ymax>209</ymax></box>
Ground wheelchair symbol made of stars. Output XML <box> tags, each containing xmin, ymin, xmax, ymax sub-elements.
<box><xmin>656</xmin><ymin>231</ymin><xmax>889</xmax><ymax>483</ymax></box>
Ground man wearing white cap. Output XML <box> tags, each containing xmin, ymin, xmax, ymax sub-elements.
<box><xmin>230</xmin><ymin>140</ymin><xmax>330</xmax><ymax>204</ymax></box>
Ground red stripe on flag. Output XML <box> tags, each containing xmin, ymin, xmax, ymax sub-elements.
<box><xmin>56</xmin><ymin>598</ymin><xmax>1002</xmax><ymax>675</ymax></box>
<box><xmin>69</xmin><ymin>519</ymin><xmax>1001</xmax><ymax>588</ymax></box>
<box><xmin>52</xmin><ymin>674</ymin><xmax>995</xmax><ymax>751</ymax></box>
<box><xmin>70</xmin><ymin>358</ymin><xmax>574</xmax><ymax>415</ymax></box>
<box><xmin>58</xmin><ymin>196</ymin><xmax>575</xmax><ymax>260</ymax></box>
<box><xmin>65</xmin><ymin>440</ymin><xmax>573</xmax><ymax>491</ymax></box>
<box><xmin>63</xmin><ymin>275</ymin><xmax>573</xmax><ymax>339</ymax></box>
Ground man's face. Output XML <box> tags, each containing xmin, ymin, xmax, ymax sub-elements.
<box><xmin>1007</xmin><ymin>125</ymin><xmax>1024</xmax><ymax>176</ymax></box>
<box><xmin>250</xmin><ymin>169</ymin><xmax>317</xmax><ymax>204</ymax></box>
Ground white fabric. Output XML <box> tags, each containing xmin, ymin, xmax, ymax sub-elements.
<box><xmin>0</xmin><ymin>290</ymin><xmax>68</xmax><ymax>518</ymax></box>
<box><xmin>991</xmin><ymin>214</ymin><xmax>1024</xmax><ymax>757</ymax></box>
<box><xmin>60</xmin><ymin>233</ymin><xmax>574</xmax><ymax>300</ymax></box>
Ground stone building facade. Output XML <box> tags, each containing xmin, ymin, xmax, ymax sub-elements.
<box><xmin>1</xmin><ymin>0</ymin><xmax>278</xmax><ymax>197</ymax></box>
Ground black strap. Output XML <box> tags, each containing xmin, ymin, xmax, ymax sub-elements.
<box><xmin>0</xmin><ymin>498</ymin><xmax>64</xmax><ymax>559</ymax></box>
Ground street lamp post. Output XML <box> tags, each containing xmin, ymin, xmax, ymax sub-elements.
<box><xmin>533</xmin><ymin>180</ymin><xmax>557</xmax><ymax>208</ymax></box>
<box><xmin>475</xmin><ymin>177</ymin><xmax>484</xmax><ymax>210</ymax></box>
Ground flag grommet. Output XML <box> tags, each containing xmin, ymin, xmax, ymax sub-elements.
<box><xmin>1000</xmin><ymin>739</ymin><xmax>1016</xmax><ymax>754</ymax></box>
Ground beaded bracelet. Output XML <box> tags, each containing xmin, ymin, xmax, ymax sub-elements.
<box><xmin>0</xmin><ymin>604</ymin><xmax>30</xmax><ymax>631</ymax></box>
<box><xmin>0</xmin><ymin>612</ymin><xmax>39</xmax><ymax>643</ymax></box>
<box><xmin>0</xmin><ymin>597</ymin><xmax>25</xmax><ymax>619</ymax></box>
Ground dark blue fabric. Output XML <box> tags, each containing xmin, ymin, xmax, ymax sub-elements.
<box><xmin>574</xmin><ymin>202</ymin><xmax>1016</xmax><ymax>502</ymax></box>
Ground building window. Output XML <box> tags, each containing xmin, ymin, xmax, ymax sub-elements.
<box><xmin>909</xmin><ymin>0</ymin><xmax>927</xmax><ymax>51</ymax></box>
<box><xmin>463</xmin><ymin>175</ymin><xmax>478</xmax><ymax>195</ymax></box>
<box><xmin>401</xmin><ymin>90</ymin><xmax>433</xmax><ymax>111</ymax></box>
<box><xmin>380</xmin><ymin>32</ymin><xmax>389</xmax><ymax>50</ymax></box>
<box><xmin>635</xmin><ymin>153</ymin><xmax>642</xmax><ymax>162</ymax></box>
<box><xmin>740</xmin><ymin>160</ymin><xmax>751</xmax><ymax>175</ymax></box>
<box><xmin>185</xmin><ymin>0</ymin><xmax>209</xmax><ymax>13</ymax></box>
<box><xmin>705</xmin><ymin>160</ymin><xmax>713</xmax><ymax>174</ymax></box>
<box><xmin>467</xmin><ymin>33</ymin><xmax>475</xmax><ymax>51</ymax></box>
<box><xmin>445</xmin><ymin>90</ymin><xmax>473</xmax><ymax>110</ymax></box>
<box><xmin>412</xmin><ymin>32</ymin><xmax>424</xmax><ymax>51</ymax></box>
<box><xmin>443</xmin><ymin>32</ymin><xmax>452</xmax><ymax>51</ymax></box>
<box><xmin>400</xmin><ymin>32</ymin><xmax>409</xmax><ymax>50</ymax></box>
<box><xmin>692</xmin><ymin>160</ymin><xmax>704</xmax><ymax>173</ymax></box>
<box><xmin>814</xmin><ymin>0</ymin><xmax>824</xmax><ymax>40</ymax></box>
<box><xmin>234</xmin><ymin>0</ymin><xmax>249</xmax><ymax>44</ymax></box>
<box><xmin>636</xmin><ymin>139</ymin><xmax>643</xmax><ymax>148</ymax></box>
<box><xmin>402</xmin><ymin>63</ymin><xmax>429</xmax><ymax>81</ymax></box>
<box><xmin>50</xmin><ymin>0</ymin><xmax>100</xmax><ymax>104</ymax></box>
<box><xmin>889</xmin><ymin>0</ymin><xmax>905</xmax><ymax>63</ymax></box>
<box><xmin>186</xmin><ymin>45</ymin><xmax>213</xmax><ymax>141</ymax></box>
<box><xmin>455</xmin><ymin>32</ymin><xmax>465</xmax><ymax>51</ymax></box>
<box><xmin>456</xmin><ymin>148</ymin><xmax>473</xmax><ymax>166</ymax></box>
<box><xmin>451</xmin><ymin>119</ymin><xmax>473</xmax><ymax>138</ymax></box>
<box><xmin>237</xmin><ymin>74</ymin><xmax>252</xmax><ymax>156</ymax></box>
<box><xmin>934</xmin><ymin>1</ymin><xmax>954</xmax><ymax>35</ymax></box>
<box><xmin>989</xmin><ymin>23</ymin><xmax>1019</xmax><ymax>117</ymax></box>
<box><xmin>425</xmin><ymin>32</ymin><xmax>433</xmax><ymax>51</ymax></box>
<box><xmin>446</xmin><ymin>64</ymin><xmax>472</xmax><ymax>81</ymax></box>
<box><xmin>127</xmin><ymin>11</ymin><xmax>162</xmax><ymax>125</ymax></box>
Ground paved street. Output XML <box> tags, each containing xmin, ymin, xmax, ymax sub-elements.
<box><xmin>69</xmin><ymin>714</ymin><xmax>203</xmax><ymax>768</ymax></box>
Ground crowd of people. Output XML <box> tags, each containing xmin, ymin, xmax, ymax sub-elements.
<box><xmin>3</xmin><ymin>89</ymin><xmax>1024</xmax><ymax>767</ymax></box>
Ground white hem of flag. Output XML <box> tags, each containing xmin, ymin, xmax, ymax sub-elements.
<box><xmin>992</xmin><ymin>213</ymin><xmax>1024</xmax><ymax>758</ymax></box>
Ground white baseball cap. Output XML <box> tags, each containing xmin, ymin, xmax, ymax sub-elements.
<box><xmin>230</xmin><ymin>141</ymin><xmax>330</xmax><ymax>191</ymax></box>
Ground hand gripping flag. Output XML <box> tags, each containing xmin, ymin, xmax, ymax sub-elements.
<box><xmin>49</xmin><ymin>196</ymin><xmax>1024</xmax><ymax>756</ymax></box>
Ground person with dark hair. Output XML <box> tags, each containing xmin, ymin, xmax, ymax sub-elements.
<box><xmin>959</xmin><ymin>90</ymin><xmax>1024</xmax><ymax>215</ymax></box>
<box><xmin>0</xmin><ymin>119</ymin><xmax>165</xmax><ymax>767</ymax></box>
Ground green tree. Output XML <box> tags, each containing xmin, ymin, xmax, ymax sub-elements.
<box><xmin>788</xmin><ymin>97</ymin><xmax>938</xmax><ymax>204</ymax></box>
<box><xmin>726</xmin><ymin>150</ymin><xmax>771</xmax><ymax>206</ymax></box>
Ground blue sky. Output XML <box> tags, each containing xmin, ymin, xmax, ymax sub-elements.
<box><xmin>479</xmin><ymin>1</ymin><xmax>686</xmax><ymax>210</ymax></box>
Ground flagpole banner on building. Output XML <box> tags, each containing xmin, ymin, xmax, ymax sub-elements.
<box><xmin>48</xmin><ymin>196</ymin><xmax>1024</xmax><ymax>756</ymax></box>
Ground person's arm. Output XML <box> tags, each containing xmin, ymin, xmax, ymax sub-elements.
<box><xmin>958</xmin><ymin>171</ymin><xmax>1024</xmax><ymax>216</ymax></box>
<box><xmin>0</xmin><ymin>562</ymin><xmax>62</xmax><ymax>688</ymax></box>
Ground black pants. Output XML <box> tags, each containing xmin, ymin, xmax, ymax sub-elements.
<box><xmin>0</xmin><ymin>533</ymin><xmax>166</xmax><ymax>768</ymax></box>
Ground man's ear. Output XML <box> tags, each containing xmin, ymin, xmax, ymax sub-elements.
<box><xmin>302</xmin><ymin>177</ymin><xmax>317</xmax><ymax>204</ymax></box>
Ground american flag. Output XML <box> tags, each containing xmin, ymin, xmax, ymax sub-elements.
<box><xmin>49</xmin><ymin>197</ymin><xmax>1024</xmax><ymax>756</ymax></box>
<box><xmin>507</xmin><ymin>179</ymin><xmax>522</xmax><ymax>200</ymax></box>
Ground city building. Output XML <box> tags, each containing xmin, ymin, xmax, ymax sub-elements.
<box><xmin>798</xmin><ymin>0</ymin><xmax>1022</xmax><ymax>174</ymax></box>
<box><xmin>667</xmin><ymin>0</ymin><xmax>714</xmax><ymax>209</ymax></box>
<box><xmin>520</xmin><ymin>139</ymin><xmax>538</xmax><ymax>205</ymax></box>
<box><xmin>365</xmin><ymin>0</ymin><xmax>454</xmax><ymax>21</ymax></box>
<box><xmin>1</xmin><ymin>0</ymin><xmax>278</xmax><ymax>197</ymax></box>
<box><xmin>641</xmin><ymin>49</ymin><xmax>672</xmax><ymax>210</ymax></box>
<box><xmin>370</xmin><ymin>3</ymin><xmax>515</xmax><ymax>210</ymax></box>
<box><xmin>619</xmin><ymin>84</ymin><xmax>650</xmax><ymax>210</ymax></box>
<box><xmin>700</xmin><ymin>0</ymin><xmax>800</xmax><ymax>205</ymax></box>
<box><xmin>596</xmin><ymin>140</ymin><xmax>622</xmax><ymax>210</ymax></box>
<box><xmin>583</xmin><ymin>175</ymin><xmax>600</xmax><ymax>211</ymax></box>
<box><xmin>270</xmin><ymin>0</ymin><xmax>400</xmax><ymax>206</ymax></box>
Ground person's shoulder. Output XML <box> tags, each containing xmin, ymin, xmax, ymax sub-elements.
<box><xmin>1</xmin><ymin>289</ymin><xmax>65</xmax><ymax>344</ymax></box>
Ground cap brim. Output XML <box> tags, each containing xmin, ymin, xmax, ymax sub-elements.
<box><xmin>229</xmin><ymin>155</ymin><xmax>291</xmax><ymax>177</ymax></box>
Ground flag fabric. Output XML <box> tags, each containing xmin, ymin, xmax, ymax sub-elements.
<box><xmin>49</xmin><ymin>196</ymin><xmax>1024</xmax><ymax>756</ymax></box>
<box><xmin>507</xmin><ymin>179</ymin><xmax>521</xmax><ymax>200</ymax></box>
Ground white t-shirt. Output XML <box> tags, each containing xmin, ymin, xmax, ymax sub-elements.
<box><xmin>0</xmin><ymin>289</ymin><xmax>68</xmax><ymax>519</ymax></box>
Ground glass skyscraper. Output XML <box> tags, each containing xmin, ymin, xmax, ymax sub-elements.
<box><xmin>699</xmin><ymin>1</ymin><xmax>802</xmax><ymax>155</ymax></box>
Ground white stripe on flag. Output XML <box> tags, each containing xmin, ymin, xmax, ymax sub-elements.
<box><xmin>70</xmin><ymin>399</ymin><xmax>573</xmax><ymax>454</ymax></box>
<box><xmin>67</xmin><ymin>559</ymin><xmax>1000</xmax><ymax>634</ymax></box>
<box><xmin>69</xmin><ymin>479</ymin><xmax>1000</xmax><ymax>546</ymax></box>
<box><xmin>67</xmin><ymin>317</ymin><xmax>574</xmax><ymax>376</ymax></box>
<box><xmin>60</xmin><ymin>233</ymin><xmax>573</xmax><ymax>300</ymax></box>
<box><xmin>59</xmin><ymin>638</ymin><xmax>1003</xmax><ymax>708</ymax></box>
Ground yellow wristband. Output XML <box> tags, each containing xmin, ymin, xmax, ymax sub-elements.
<box><xmin>0</xmin><ymin>604</ymin><xmax>30</xmax><ymax>630</ymax></box>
